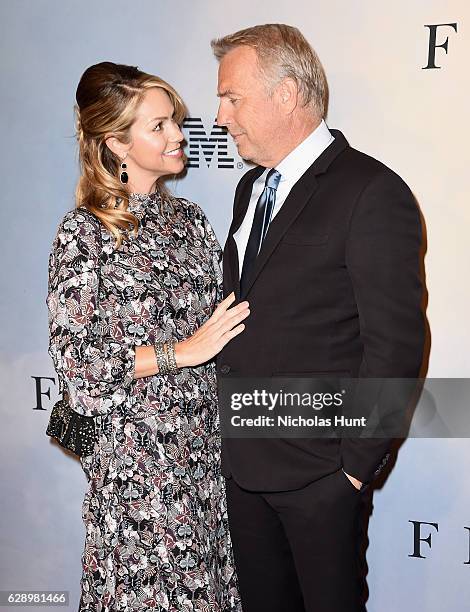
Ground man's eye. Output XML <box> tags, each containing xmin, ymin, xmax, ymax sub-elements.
<box><xmin>229</xmin><ymin>98</ymin><xmax>238</xmax><ymax>105</ymax></box>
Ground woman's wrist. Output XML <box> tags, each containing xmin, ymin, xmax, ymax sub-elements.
<box><xmin>154</xmin><ymin>341</ymin><xmax>179</xmax><ymax>374</ymax></box>
<box><xmin>174</xmin><ymin>341</ymin><xmax>189</xmax><ymax>369</ymax></box>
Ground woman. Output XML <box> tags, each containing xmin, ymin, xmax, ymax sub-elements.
<box><xmin>46</xmin><ymin>62</ymin><xmax>248</xmax><ymax>611</ymax></box>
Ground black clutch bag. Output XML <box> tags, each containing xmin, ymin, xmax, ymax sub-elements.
<box><xmin>46</xmin><ymin>395</ymin><xmax>96</xmax><ymax>457</ymax></box>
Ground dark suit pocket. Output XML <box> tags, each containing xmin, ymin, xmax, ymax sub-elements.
<box><xmin>281</xmin><ymin>232</ymin><xmax>329</xmax><ymax>246</ymax></box>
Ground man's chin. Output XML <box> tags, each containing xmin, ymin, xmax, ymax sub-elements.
<box><xmin>235</xmin><ymin>143</ymin><xmax>255</xmax><ymax>164</ymax></box>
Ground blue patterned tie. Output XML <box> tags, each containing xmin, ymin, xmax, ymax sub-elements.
<box><xmin>240</xmin><ymin>168</ymin><xmax>281</xmax><ymax>295</ymax></box>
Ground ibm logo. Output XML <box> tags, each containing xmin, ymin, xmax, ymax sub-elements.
<box><xmin>182</xmin><ymin>117</ymin><xmax>239</xmax><ymax>169</ymax></box>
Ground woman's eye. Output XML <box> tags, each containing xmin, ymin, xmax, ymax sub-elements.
<box><xmin>153</xmin><ymin>122</ymin><xmax>162</xmax><ymax>131</ymax></box>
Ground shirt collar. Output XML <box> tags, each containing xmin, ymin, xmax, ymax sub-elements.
<box><xmin>275</xmin><ymin>119</ymin><xmax>334</xmax><ymax>184</ymax></box>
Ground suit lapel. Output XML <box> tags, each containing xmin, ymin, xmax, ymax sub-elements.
<box><xmin>240</xmin><ymin>172</ymin><xmax>319</xmax><ymax>297</ymax></box>
<box><xmin>225</xmin><ymin>166</ymin><xmax>265</xmax><ymax>299</ymax></box>
<box><xmin>224</xmin><ymin>235</ymin><xmax>240</xmax><ymax>298</ymax></box>
<box><xmin>224</xmin><ymin>130</ymin><xmax>350</xmax><ymax>299</ymax></box>
<box><xmin>239</xmin><ymin>130</ymin><xmax>350</xmax><ymax>297</ymax></box>
<box><xmin>231</xmin><ymin>165</ymin><xmax>265</xmax><ymax>235</ymax></box>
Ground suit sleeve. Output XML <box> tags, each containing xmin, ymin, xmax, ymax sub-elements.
<box><xmin>341</xmin><ymin>167</ymin><xmax>425</xmax><ymax>483</ymax></box>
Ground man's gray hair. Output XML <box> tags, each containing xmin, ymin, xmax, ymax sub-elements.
<box><xmin>211</xmin><ymin>23</ymin><xmax>329</xmax><ymax>118</ymax></box>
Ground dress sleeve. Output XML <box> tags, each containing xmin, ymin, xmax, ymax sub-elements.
<box><xmin>46</xmin><ymin>209</ymin><xmax>135</xmax><ymax>416</ymax></box>
<box><xmin>194</xmin><ymin>203</ymin><xmax>224</xmax><ymax>291</ymax></box>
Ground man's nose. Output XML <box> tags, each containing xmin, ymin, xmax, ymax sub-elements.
<box><xmin>216</xmin><ymin>102</ymin><xmax>229</xmax><ymax>127</ymax></box>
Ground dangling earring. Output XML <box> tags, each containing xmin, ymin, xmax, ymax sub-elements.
<box><xmin>120</xmin><ymin>156</ymin><xmax>128</xmax><ymax>184</ymax></box>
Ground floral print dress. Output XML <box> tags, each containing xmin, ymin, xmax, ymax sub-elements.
<box><xmin>46</xmin><ymin>191</ymin><xmax>242</xmax><ymax>612</ymax></box>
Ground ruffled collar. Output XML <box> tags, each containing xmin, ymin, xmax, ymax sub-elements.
<box><xmin>127</xmin><ymin>190</ymin><xmax>162</xmax><ymax>212</ymax></box>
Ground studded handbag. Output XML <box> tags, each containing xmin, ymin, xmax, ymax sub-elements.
<box><xmin>46</xmin><ymin>208</ymin><xmax>104</xmax><ymax>458</ymax></box>
<box><xmin>46</xmin><ymin>392</ymin><xmax>96</xmax><ymax>457</ymax></box>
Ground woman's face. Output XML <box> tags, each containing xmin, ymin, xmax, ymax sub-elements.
<box><xmin>122</xmin><ymin>87</ymin><xmax>185</xmax><ymax>191</ymax></box>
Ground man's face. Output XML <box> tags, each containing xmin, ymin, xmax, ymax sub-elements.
<box><xmin>216</xmin><ymin>46</ymin><xmax>283</xmax><ymax>167</ymax></box>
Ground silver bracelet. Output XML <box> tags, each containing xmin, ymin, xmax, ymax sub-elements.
<box><xmin>154</xmin><ymin>341</ymin><xmax>169</xmax><ymax>375</ymax></box>
<box><xmin>165</xmin><ymin>339</ymin><xmax>178</xmax><ymax>374</ymax></box>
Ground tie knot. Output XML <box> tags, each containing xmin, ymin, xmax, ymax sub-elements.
<box><xmin>265</xmin><ymin>168</ymin><xmax>281</xmax><ymax>190</ymax></box>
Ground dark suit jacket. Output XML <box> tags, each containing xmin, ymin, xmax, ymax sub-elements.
<box><xmin>217</xmin><ymin>129</ymin><xmax>425</xmax><ymax>491</ymax></box>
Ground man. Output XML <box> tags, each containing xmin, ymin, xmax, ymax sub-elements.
<box><xmin>212</xmin><ymin>24</ymin><xmax>424</xmax><ymax>612</ymax></box>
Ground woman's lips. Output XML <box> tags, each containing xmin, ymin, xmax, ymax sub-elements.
<box><xmin>163</xmin><ymin>147</ymin><xmax>183</xmax><ymax>157</ymax></box>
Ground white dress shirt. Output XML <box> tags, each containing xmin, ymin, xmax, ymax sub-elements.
<box><xmin>234</xmin><ymin>119</ymin><xmax>335</xmax><ymax>277</ymax></box>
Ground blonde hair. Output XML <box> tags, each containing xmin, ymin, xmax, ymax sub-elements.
<box><xmin>211</xmin><ymin>23</ymin><xmax>328</xmax><ymax>117</ymax></box>
<box><xmin>75</xmin><ymin>62</ymin><xmax>186</xmax><ymax>248</ymax></box>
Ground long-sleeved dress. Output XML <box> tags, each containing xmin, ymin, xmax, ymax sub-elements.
<box><xmin>46</xmin><ymin>191</ymin><xmax>242</xmax><ymax>612</ymax></box>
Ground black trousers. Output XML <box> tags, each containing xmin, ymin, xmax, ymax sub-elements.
<box><xmin>226</xmin><ymin>469</ymin><xmax>369</xmax><ymax>612</ymax></box>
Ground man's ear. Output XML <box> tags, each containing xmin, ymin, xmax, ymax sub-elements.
<box><xmin>277</xmin><ymin>78</ymin><xmax>299</xmax><ymax>115</ymax></box>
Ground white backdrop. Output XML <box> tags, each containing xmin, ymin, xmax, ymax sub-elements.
<box><xmin>1</xmin><ymin>1</ymin><xmax>469</xmax><ymax>610</ymax></box>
